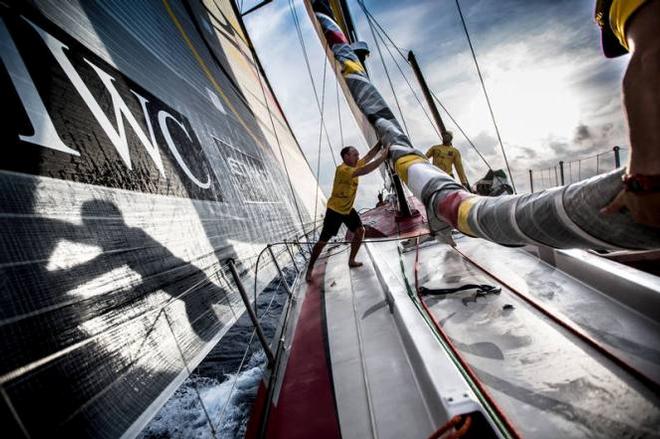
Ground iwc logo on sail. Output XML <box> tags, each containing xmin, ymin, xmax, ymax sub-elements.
<box><xmin>0</xmin><ymin>11</ymin><xmax>222</xmax><ymax>201</ymax></box>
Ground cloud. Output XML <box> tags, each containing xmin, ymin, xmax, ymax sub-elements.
<box><xmin>244</xmin><ymin>0</ymin><xmax>630</xmax><ymax>204</ymax></box>
<box><xmin>573</xmin><ymin>124</ymin><xmax>592</xmax><ymax>143</ymax></box>
<box><xmin>549</xmin><ymin>140</ymin><xmax>571</xmax><ymax>155</ymax></box>
<box><xmin>517</xmin><ymin>146</ymin><xmax>538</xmax><ymax>160</ymax></box>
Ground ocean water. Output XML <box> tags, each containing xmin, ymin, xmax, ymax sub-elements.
<box><xmin>140</xmin><ymin>266</ymin><xmax>297</xmax><ymax>438</ymax></box>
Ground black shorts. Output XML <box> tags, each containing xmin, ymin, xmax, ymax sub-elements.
<box><xmin>319</xmin><ymin>208</ymin><xmax>362</xmax><ymax>242</ymax></box>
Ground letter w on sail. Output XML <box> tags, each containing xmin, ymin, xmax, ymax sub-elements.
<box><xmin>25</xmin><ymin>17</ymin><xmax>166</xmax><ymax>176</ymax></box>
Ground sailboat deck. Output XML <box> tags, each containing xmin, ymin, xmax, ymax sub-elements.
<box><xmin>323</xmin><ymin>244</ymin><xmax>434</xmax><ymax>438</ymax></box>
<box><xmin>261</xmin><ymin>233</ymin><xmax>660</xmax><ymax>438</ymax></box>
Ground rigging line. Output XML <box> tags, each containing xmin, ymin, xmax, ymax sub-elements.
<box><xmin>335</xmin><ymin>65</ymin><xmax>345</xmax><ymax>146</ymax></box>
<box><xmin>371</xmin><ymin>22</ymin><xmax>441</xmax><ymax>139</ymax></box>
<box><xmin>360</xmin><ymin>2</ymin><xmax>411</xmax><ymax>141</ymax></box>
<box><xmin>454</xmin><ymin>0</ymin><xmax>516</xmax><ymax>192</ymax></box>
<box><xmin>288</xmin><ymin>0</ymin><xmax>338</xmax><ymax>166</ymax></box>
<box><xmin>313</xmin><ymin>54</ymin><xmax>329</xmax><ymax>228</ymax></box>
<box><xmin>358</xmin><ymin>1</ymin><xmax>493</xmax><ymax>172</ymax></box>
<box><xmin>162</xmin><ymin>313</ymin><xmax>219</xmax><ymax>438</ymax></box>
<box><xmin>219</xmin><ymin>271</ymin><xmax>287</xmax><ymax>432</ymax></box>
<box><xmin>242</xmin><ymin>5</ymin><xmax>308</xmax><ymax>236</ymax></box>
<box><xmin>322</xmin><ymin>57</ymin><xmax>339</xmax><ymax>166</ymax></box>
<box><xmin>356</xmin><ymin>0</ymin><xmax>408</xmax><ymax>62</ymax></box>
<box><xmin>431</xmin><ymin>91</ymin><xmax>493</xmax><ymax>170</ymax></box>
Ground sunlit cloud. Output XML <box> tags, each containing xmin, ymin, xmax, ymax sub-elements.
<box><xmin>244</xmin><ymin>0</ymin><xmax>631</xmax><ymax>199</ymax></box>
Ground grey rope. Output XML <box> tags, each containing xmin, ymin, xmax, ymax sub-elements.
<box><xmin>313</xmin><ymin>54</ymin><xmax>329</xmax><ymax>229</ymax></box>
<box><xmin>245</xmin><ymin>15</ymin><xmax>309</xmax><ymax>238</ymax></box>
<box><xmin>431</xmin><ymin>91</ymin><xmax>492</xmax><ymax>170</ymax></box>
<box><xmin>289</xmin><ymin>0</ymin><xmax>338</xmax><ymax>166</ymax></box>
<box><xmin>358</xmin><ymin>0</ymin><xmax>493</xmax><ymax>171</ymax></box>
<box><xmin>370</xmin><ymin>20</ymin><xmax>441</xmax><ymax>139</ymax></box>
<box><xmin>454</xmin><ymin>0</ymin><xmax>516</xmax><ymax>191</ymax></box>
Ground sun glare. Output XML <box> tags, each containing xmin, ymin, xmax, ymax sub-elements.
<box><xmin>488</xmin><ymin>65</ymin><xmax>580</xmax><ymax>147</ymax></box>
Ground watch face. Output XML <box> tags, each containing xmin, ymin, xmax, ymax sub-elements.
<box><xmin>624</xmin><ymin>174</ymin><xmax>660</xmax><ymax>193</ymax></box>
<box><xmin>630</xmin><ymin>180</ymin><xmax>643</xmax><ymax>192</ymax></box>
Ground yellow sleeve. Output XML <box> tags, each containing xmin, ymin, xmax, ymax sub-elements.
<box><xmin>453</xmin><ymin>149</ymin><xmax>468</xmax><ymax>184</ymax></box>
<box><xmin>425</xmin><ymin>147</ymin><xmax>434</xmax><ymax>158</ymax></box>
<box><xmin>357</xmin><ymin>158</ymin><xmax>367</xmax><ymax>167</ymax></box>
<box><xmin>338</xmin><ymin>164</ymin><xmax>354</xmax><ymax>180</ymax></box>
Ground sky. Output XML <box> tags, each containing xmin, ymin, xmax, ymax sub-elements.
<box><xmin>241</xmin><ymin>0</ymin><xmax>631</xmax><ymax>209</ymax></box>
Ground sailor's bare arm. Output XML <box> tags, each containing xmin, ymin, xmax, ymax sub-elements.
<box><xmin>602</xmin><ymin>1</ymin><xmax>660</xmax><ymax>227</ymax></box>
<box><xmin>353</xmin><ymin>147</ymin><xmax>389</xmax><ymax>177</ymax></box>
<box><xmin>361</xmin><ymin>140</ymin><xmax>382</xmax><ymax>164</ymax></box>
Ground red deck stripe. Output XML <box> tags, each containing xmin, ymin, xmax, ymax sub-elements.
<box><xmin>265</xmin><ymin>257</ymin><xmax>341</xmax><ymax>438</ymax></box>
<box><xmin>244</xmin><ymin>382</ymin><xmax>268</xmax><ymax>438</ymax></box>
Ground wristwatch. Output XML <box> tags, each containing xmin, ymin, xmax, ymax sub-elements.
<box><xmin>622</xmin><ymin>174</ymin><xmax>660</xmax><ymax>193</ymax></box>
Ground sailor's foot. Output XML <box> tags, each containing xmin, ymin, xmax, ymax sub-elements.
<box><xmin>348</xmin><ymin>261</ymin><xmax>363</xmax><ymax>268</ymax></box>
<box><xmin>305</xmin><ymin>270</ymin><xmax>313</xmax><ymax>283</ymax></box>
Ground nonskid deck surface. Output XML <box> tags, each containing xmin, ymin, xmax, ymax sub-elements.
<box><xmin>262</xmin><ymin>243</ymin><xmax>443</xmax><ymax>439</ymax></box>
<box><xmin>388</xmin><ymin>236</ymin><xmax>660</xmax><ymax>438</ymax></box>
<box><xmin>264</xmin><ymin>235</ymin><xmax>660</xmax><ymax>438</ymax></box>
<box><xmin>322</xmin><ymin>244</ymin><xmax>435</xmax><ymax>438</ymax></box>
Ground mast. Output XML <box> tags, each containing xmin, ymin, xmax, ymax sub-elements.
<box><xmin>304</xmin><ymin>0</ymin><xmax>659</xmax><ymax>250</ymax></box>
<box><xmin>407</xmin><ymin>50</ymin><xmax>447</xmax><ymax>137</ymax></box>
<box><xmin>305</xmin><ymin>0</ymin><xmax>415</xmax><ymax>217</ymax></box>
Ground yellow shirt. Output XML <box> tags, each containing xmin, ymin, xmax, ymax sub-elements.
<box><xmin>608</xmin><ymin>0</ymin><xmax>647</xmax><ymax>51</ymax></box>
<box><xmin>425</xmin><ymin>144</ymin><xmax>468</xmax><ymax>184</ymax></box>
<box><xmin>326</xmin><ymin>159</ymin><xmax>365</xmax><ymax>215</ymax></box>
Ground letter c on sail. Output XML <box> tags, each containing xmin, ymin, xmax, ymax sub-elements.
<box><xmin>158</xmin><ymin>111</ymin><xmax>211</xmax><ymax>189</ymax></box>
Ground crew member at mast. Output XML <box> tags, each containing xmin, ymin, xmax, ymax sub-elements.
<box><xmin>306</xmin><ymin>141</ymin><xmax>389</xmax><ymax>282</ymax></box>
<box><xmin>425</xmin><ymin>131</ymin><xmax>470</xmax><ymax>189</ymax></box>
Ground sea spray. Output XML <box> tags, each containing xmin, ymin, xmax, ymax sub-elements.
<box><xmin>139</xmin><ymin>351</ymin><xmax>266</xmax><ymax>438</ymax></box>
<box><xmin>140</xmin><ymin>266</ymin><xmax>298</xmax><ymax>438</ymax></box>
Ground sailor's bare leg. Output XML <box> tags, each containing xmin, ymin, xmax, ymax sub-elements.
<box><xmin>348</xmin><ymin>226</ymin><xmax>365</xmax><ymax>268</ymax></box>
<box><xmin>603</xmin><ymin>1</ymin><xmax>660</xmax><ymax>226</ymax></box>
<box><xmin>306</xmin><ymin>240</ymin><xmax>327</xmax><ymax>282</ymax></box>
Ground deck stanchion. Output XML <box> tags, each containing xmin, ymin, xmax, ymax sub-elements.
<box><xmin>578</xmin><ymin>160</ymin><xmax>582</xmax><ymax>179</ymax></box>
<box><xmin>529</xmin><ymin>169</ymin><xmax>534</xmax><ymax>193</ymax></box>
<box><xmin>267</xmin><ymin>245</ymin><xmax>293</xmax><ymax>297</ymax></box>
<box><xmin>295</xmin><ymin>238</ymin><xmax>308</xmax><ymax>261</ymax></box>
<box><xmin>613</xmin><ymin>146</ymin><xmax>621</xmax><ymax>168</ymax></box>
<box><xmin>284</xmin><ymin>242</ymin><xmax>300</xmax><ymax>272</ymax></box>
<box><xmin>559</xmin><ymin>161</ymin><xmax>565</xmax><ymax>186</ymax></box>
<box><xmin>303</xmin><ymin>230</ymin><xmax>314</xmax><ymax>252</ymax></box>
<box><xmin>226</xmin><ymin>259</ymin><xmax>275</xmax><ymax>367</ymax></box>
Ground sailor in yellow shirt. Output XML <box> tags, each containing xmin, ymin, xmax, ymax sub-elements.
<box><xmin>306</xmin><ymin>141</ymin><xmax>389</xmax><ymax>282</ymax></box>
<box><xmin>425</xmin><ymin>131</ymin><xmax>469</xmax><ymax>189</ymax></box>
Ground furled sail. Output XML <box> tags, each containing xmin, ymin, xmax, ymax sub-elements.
<box><xmin>305</xmin><ymin>0</ymin><xmax>659</xmax><ymax>250</ymax></box>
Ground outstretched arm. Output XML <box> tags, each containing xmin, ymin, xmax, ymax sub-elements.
<box><xmin>453</xmin><ymin>149</ymin><xmax>469</xmax><ymax>186</ymax></box>
<box><xmin>353</xmin><ymin>147</ymin><xmax>389</xmax><ymax>177</ymax></box>
<box><xmin>361</xmin><ymin>140</ymin><xmax>382</xmax><ymax>164</ymax></box>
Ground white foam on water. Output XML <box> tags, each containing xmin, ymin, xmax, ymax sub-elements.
<box><xmin>140</xmin><ymin>351</ymin><xmax>267</xmax><ymax>439</ymax></box>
